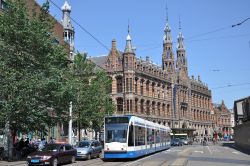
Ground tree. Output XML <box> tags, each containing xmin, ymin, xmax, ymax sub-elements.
<box><xmin>69</xmin><ymin>53</ymin><xmax>115</xmax><ymax>141</ymax></box>
<box><xmin>0</xmin><ymin>0</ymin><xmax>70</xmax><ymax>159</ymax></box>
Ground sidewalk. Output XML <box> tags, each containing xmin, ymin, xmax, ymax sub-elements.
<box><xmin>0</xmin><ymin>160</ymin><xmax>26</xmax><ymax>166</ymax></box>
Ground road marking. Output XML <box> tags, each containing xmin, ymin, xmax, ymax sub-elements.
<box><xmin>212</xmin><ymin>149</ymin><xmax>220</xmax><ymax>152</ymax></box>
<box><xmin>206</xmin><ymin>146</ymin><xmax>212</xmax><ymax>154</ymax></box>
<box><xmin>121</xmin><ymin>149</ymin><xmax>168</xmax><ymax>166</ymax></box>
<box><xmin>194</xmin><ymin>150</ymin><xmax>204</xmax><ymax>153</ymax></box>
<box><xmin>164</xmin><ymin>149</ymin><xmax>182</xmax><ymax>153</ymax></box>
<box><xmin>232</xmin><ymin>151</ymin><xmax>240</xmax><ymax>155</ymax></box>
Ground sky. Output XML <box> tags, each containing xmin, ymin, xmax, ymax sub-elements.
<box><xmin>36</xmin><ymin>0</ymin><xmax>250</xmax><ymax>109</ymax></box>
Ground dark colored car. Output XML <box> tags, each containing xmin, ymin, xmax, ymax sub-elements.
<box><xmin>171</xmin><ymin>138</ymin><xmax>183</xmax><ymax>146</ymax></box>
<box><xmin>76</xmin><ymin>140</ymin><xmax>102</xmax><ymax>160</ymax></box>
<box><xmin>27</xmin><ymin>143</ymin><xmax>77</xmax><ymax>166</ymax></box>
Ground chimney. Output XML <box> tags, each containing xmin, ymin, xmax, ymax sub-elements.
<box><xmin>146</xmin><ymin>56</ymin><xmax>150</xmax><ymax>62</ymax></box>
<box><xmin>111</xmin><ymin>39</ymin><xmax>116</xmax><ymax>51</ymax></box>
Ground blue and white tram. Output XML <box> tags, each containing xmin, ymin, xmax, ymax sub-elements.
<box><xmin>104</xmin><ymin>115</ymin><xmax>171</xmax><ymax>159</ymax></box>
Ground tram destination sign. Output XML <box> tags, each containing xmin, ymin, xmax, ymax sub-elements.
<box><xmin>105</xmin><ymin>117</ymin><xmax>129</xmax><ymax>124</ymax></box>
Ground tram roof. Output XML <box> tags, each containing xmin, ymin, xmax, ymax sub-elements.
<box><xmin>105</xmin><ymin>115</ymin><xmax>171</xmax><ymax>131</ymax></box>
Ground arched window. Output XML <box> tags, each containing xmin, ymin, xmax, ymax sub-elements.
<box><xmin>152</xmin><ymin>102</ymin><xmax>155</xmax><ymax>115</ymax></box>
<box><xmin>116</xmin><ymin>76</ymin><xmax>123</xmax><ymax>93</ymax></box>
<box><xmin>140</xmin><ymin>80</ymin><xmax>144</xmax><ymax>95</ymax></box>
<box><xmin>157</xmin><ymin>103</ymin><xmax>161</xmax><ymax>116</ymax></box>
<box><xmin>146</xmin><ymin>101</ymin><xmax>150</xmax><ymax>115</ymax></box>
<box><xmin>135</xmin><ymin>78</ymin><xmax>138</xmax><ymax>94</ymax></box>
<box><xmin>140</xmin><ymin>100</ymin><xmax>144</xmax><ymax>114</ymax></box>
<box><xmin>146</xmin><ymin>81</ymin><xmax>150</xmax><ymax>96</ymax></box>
<box><xmin>162</xmin><ymin>104</ymin><xmax>166</xmax><ymax>116</ymax></box>
<box><xmin>117</xmin><ymin>98</ymin><xmax>123</xmax><ymax>113</ymax></box>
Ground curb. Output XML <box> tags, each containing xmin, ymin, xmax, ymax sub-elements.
<box><xmin>0</xmin><ymin>161</ymin><xmax>26</xmax><ymax>166</ymax></box>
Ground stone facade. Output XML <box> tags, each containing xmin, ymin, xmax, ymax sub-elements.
<box><xmin>90</xmin><ymin>20</ymin><xmax>215</xmax><ymax>137</ymax></box>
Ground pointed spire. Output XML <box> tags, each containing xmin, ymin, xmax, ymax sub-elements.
<box><xmin>177</xmin><ymin>15</ymin><xmax>184</xmax><ymax>49</ymax></box>
<box><xmin>163</xmin><ymin>0</ymin><xmax>172</xmax><ymax>43</ymax></box>
<box><xmin>166</xmin><ymin>0</ymin><xmax>168</xmax><ymax>22</ymax></box>
<box><xmin>62</xmin><ymin>1</ymin><xmax>73</xmax><ymax>31</ymax></box>
<box><xmin>61</xmin><ymin>0</ymin><xmax>71</xmax><ymax>12</ymax></box>
<box><xmin>62</xmin><ymin>0</ymin><xmax>74</xmax><ymax>54</ymax></box>
<box><xmin>125</xmin><ymin>21</ymin><xmax>134</xmax><ymax>53</ymax></box>
<box><xmin>179</xmin><ymin>15</ymin><xmax>181</xmax><ymax>31</ymax></box>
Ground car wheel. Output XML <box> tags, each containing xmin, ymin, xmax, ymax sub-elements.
<box><xmin>87</xmin><ymin>154</ymin><xmax>91</xmax><ymax>160</ymax></box>
<box><xmin>71</xmin><ymin>156</ymin><xmax>76</xmax><ymax>163</ymax></box>
<box><xmin>52</xmin><ymin>158</ymin><xmax>58</xmax><ymax>166</ymax></box>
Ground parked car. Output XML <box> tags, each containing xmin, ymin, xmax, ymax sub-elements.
<box><xmin>180</xmin><ymin>138</ymin><xmax>189</xmax><ymax>145</ymax></box>
<box><xmin>171</xmin><ymin>138</ymin><xmax>183</xmax><ymax>146</ymax></box>
<box><xmin>27</xmin><ymin>143</ymin><xmax>76</xmax><ymax>166</ymax></box>
<box><xmin>76</xmin><ymin>140</ymin><xmax>102</xmax><ymax>160</ymax></box>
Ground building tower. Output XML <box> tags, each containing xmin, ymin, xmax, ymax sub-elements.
<box><xmin>176</xmin><ymin>18</ymin><xmax>188</xmax><ymax>76</ymax></box>
<box><xmin>123</xmin><ymin>24</ymin><xmax>135</xmax><ymax>68</ymax></box>
<box><xmin>122</xmin><ymin>24</ymin><xmax>135</xmax><ymax>114</ymax></box>
<box><xmin>162</xmin><ymin>7</ymin><xmax>175</xmax><ymax>74</ymax></box>
<box><xmin>61</xmin><ymin>0</ymin><xmax>75</xmax><ymax>59</ymax></box>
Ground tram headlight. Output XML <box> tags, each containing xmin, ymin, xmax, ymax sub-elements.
<box><xmin>122</xmin><ymin>145</ymin><xmax>127</xmax><ymax>150</ymax></box>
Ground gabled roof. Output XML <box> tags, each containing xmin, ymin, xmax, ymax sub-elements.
<box><xmin>88</xmin><ymin>55</ymin><xmax>108</xmax><ymax>69</ymax></box>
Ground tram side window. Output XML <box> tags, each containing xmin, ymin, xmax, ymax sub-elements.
<box><xmin>166</xmin><ymin>132</ymin><xmax>171</xmax><ymax>142</ymax></box>
<box><xmin>135</xmin><ymin>126</ymin><xmax>145</xmax><ymax>146</ymax></box>
<box><xmin>147</xmin><ymin>128</ymin><xmax>154</xmax><ymax>145</ymax></box>
<box><xmin>160</xmin><ymin>130</ymin><xmax>166</xmax><ymax>144</ymax></box>
<box><xmin>156</xmin><ymin>129</ymin><xmax>160</xmax><ymax>143</ymax></box>
<box><xmin>128</xmin><ymin>124</ymin><xmax>134</xmax><ymax>146</ymax></box>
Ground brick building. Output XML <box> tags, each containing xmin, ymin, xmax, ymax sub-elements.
<box><xmin>0</xmin><ymin>0</ymin><xmax>73</xmax><ymax>54</ymax></box>
<box><xmin>211</xmin><ymin>101</ymin><xmax>232</xmax><ymax>139</ymax></box>
<box><xmin>90</xmin><ymin>18</ymin><xmax>214</xmax><ymax>137</ymax></box>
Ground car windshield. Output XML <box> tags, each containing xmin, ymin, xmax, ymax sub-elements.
<box><xmin>42</xmin><ymin>144</ymin><xmax>60</xmax><ymax>152</ymax></box>
<box><xmin>78</xmin><ymin>141</ymin><xmax>90</xmax><ymax>148</ymax></box>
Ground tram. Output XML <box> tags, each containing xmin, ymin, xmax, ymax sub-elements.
<box><xmin>103</xmin><ymin>115</ymin><xmax>171</xmax><ymax>159</ymax></box>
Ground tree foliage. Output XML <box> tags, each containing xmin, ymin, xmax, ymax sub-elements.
<box><xmin>0</xmin><ymin>0</ymin><xmax>70</xmax><ymax>134</ymax></box>
<box><xmin>69</xmin><ymin>54</ymin><xmax>115</xmax><ymax>134</ymax></box>
<box><xmin>0</xmin><ymin>0</ymin><xmax>114</xmax><ymax>143</ymax></box>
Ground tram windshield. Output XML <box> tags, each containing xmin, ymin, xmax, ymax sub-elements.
<box><xmin>105</xmin><ymin>124</ymin><xmax>128</xmax><ymax>143</ymax></box>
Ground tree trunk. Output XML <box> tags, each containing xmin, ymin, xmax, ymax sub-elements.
<box><xmin>5</xmin><ymin>122</ymin><xmax>13</xmax><ymax>161</ymax></box>
<box><xmin>94</xmin><ymin>130</ymin><xmax>98</xmax><ymax>140</ymax></box>
<box><xmin>78</xmin><ymin>121</ymin><xmax>81</xmax><ymax>142</ymax></box>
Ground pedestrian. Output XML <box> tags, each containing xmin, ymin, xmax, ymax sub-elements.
<box><xmin>203</xmin><ymin>136</ymin><xmax>207</xmax><ymax>146</ymax></box>
<box><xmin>49</xmin><ymin>137</ymin><xmax>55</xmax><ymax>144</ymax></box>
<box><xmin>25</xmin><ymin>138</ymin><xmax>30</xmax><ymax>147</ymax></box>
<box><xmin>38</xmin><ymin>138</ymin><xmax>46</xmax><ymax>151</ymax></box>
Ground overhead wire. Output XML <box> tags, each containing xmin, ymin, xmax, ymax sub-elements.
<box><xmin>211</xmin><ymin>82</ymin><xmax>250</xmax><ymax>90</ymax></box>
<box><xmin>186</xmin><ymin>26</ymin><xmax>232</xmax><ymax>40</ymax></box>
